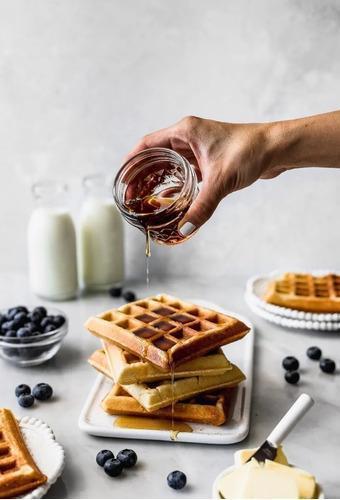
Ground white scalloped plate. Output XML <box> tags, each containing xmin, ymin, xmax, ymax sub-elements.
<box><xmin>245</xmin><ymin>271</ymin><xmax>340</xmax><ymax>331</ymax></box>
<box><xmin>17</xmin><ymin>416</ymin><xmax>65</xmax><ymax>499</ymax></box>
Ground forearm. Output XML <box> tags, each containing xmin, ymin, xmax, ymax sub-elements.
<box><xmin>266</xmin><ymin>111</ymin><xmax>340</xmax><ymax>171</ymax></box>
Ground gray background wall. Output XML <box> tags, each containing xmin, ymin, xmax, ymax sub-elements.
<box><xmin>1</xmin><ymin>0</ymin><xmax>339</xmax><ymax>281</ymax></box>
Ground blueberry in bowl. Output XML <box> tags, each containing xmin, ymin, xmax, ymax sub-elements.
<box><xmin>0</xmin><ymin>306</ymin><xmax>68</xmax><ymax>366</ymax></box>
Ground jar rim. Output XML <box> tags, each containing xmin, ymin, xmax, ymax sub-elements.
<box><xmin>113</xmin><ymin>147</ymin><xmax>194</xmax><ymax>218</ymax></box>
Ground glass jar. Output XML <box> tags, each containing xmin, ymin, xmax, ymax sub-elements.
<box><xmin>113</xmin><ymin>148</ymin><xmax>198</xmax><ymax>248</ymax></box>
<box><xmin>78</xmin><ymin>173</ymin><xmax>124</xmax><ymax>291</ymax></box>
<box><xmin>27</xmin><ymin>181</ymin><xmax>78</xmax><ymax>300</ymax></box>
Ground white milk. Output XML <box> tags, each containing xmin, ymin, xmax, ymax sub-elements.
<box><xmin>28</xmin><ymin>207</ymin><xmax>78</xmax><ymax>300</ymax></box>
<box><xmin>78</xmin><ymin>197</ymin><xmax>124</xmax><ymax>290</ymax></box>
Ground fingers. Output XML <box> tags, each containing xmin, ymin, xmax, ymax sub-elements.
<box><xmin>179</xmin><ymin>181</ymin><xmax>221</xmax><ymax>237</ymax></box>
<box><xmin>123</xmin><ymin>126</ymin><xmax>175</xmax><ymax>163</ymax></box>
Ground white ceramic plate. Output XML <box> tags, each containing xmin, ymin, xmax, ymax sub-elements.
<box><xmin>18</xmin><ymin>416</ymin><xmax>65</xmax><ymax>499</ymax></box>
<box><xmin>212</xmin><ymin>464</ymin><xmax>324</xmax><ymax>499</ymax></box>
<box><xmin>245</xmin><ymin>271</ymin><xmax>340</xmax><ymax>331</ymax></box>
<box><xmin>79</xmin><ymin>301</ymin><xmax>255</xmax><ymax>445</ymax></box>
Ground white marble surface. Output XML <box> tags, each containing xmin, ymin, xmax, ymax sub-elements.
<box><xmin>1</xmin><ymin>0</ymin><xmax>340</xmax><ymax>280</ymax></box>
<box><xmin>0</xmin><ymin>272</ymin><xmax>339</xmax><ymax>498</ymax></box>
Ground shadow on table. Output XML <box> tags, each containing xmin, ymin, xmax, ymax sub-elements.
<box><xmin>44</xmin><ymin>477</ymin><xmax>68</xmax><ymax>498</ymax></box>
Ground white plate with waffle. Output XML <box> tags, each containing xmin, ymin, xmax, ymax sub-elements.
<box><xmin>245</xmin><ymin>271</ymin><xmax>340</xmax><ymax>331</ymax></box>
<box><xmin>79</xmin><ymin>300</ymin><xmax>254</xmax><ymax>445</ymax></box>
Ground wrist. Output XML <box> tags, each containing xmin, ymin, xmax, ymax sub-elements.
<box><xmin>263</xmin><ymin>120</ymin><xmax>303</xmax><ymax>173</ymax></box>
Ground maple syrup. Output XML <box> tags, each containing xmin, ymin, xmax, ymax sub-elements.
<box><xmin>115</xmin><ymin>416</ymin><xmax>193</xmax><ymax>434</ymax></box>
<box><xmin>113</xmin><ymin>147</ymin><xmax>199</xmax><ymax>255</ymax></box>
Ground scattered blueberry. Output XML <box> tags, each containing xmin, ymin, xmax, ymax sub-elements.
<box><xmin>307</xmin><ymin>346</ymin><xmax>322</xmax><ymax>361</ymax></box>
<box><xmin>44</xmin><ymin>324</ymin><xmax>56</xmax><ymax>333</ymax></box>
<box><xmin>104</xmin><ymin>458</ymin><xmax>123</xmax><ymax>477</ymax></box>
<box><xmin>109</xmin><ymin>286</ymin><xmax>122</xmax><ymax>298</ymax></box>
<box><xmin>32</xmin><ymin>383</ymin><xmax>53</xmax><ymax>401</ymax></box>
<box><xmin>282</xmin><ymin>356</ymin><xmax>299</xmax><ymax>372</ymax></box>
<box><xmin>96</xmin><ymin>450</ymin><xmax>114</xmax><ymax>467</ymax></box>
<box><xmin>122</xmin><ymin>290</ymin><xmax>136</xmax><ymax>302</ymax></box>
<box><xmin>15</xmin><ymin>384</ymin><xmax>31</xmax><ymax>397</ymax></box>
<box><xmin>17</xmin><ymin>327</ymin><xmax>32</xmax><ymax>338</ymax></box>
<box><xmin>285</xmin><ymin>371</ymin><xmax>300</xmax><ymax>384</ymax></box>
<box><xmin>320</xmin><ymin>358</ymin><xmax>336</xmax><ymax>374</ymax></box>
<box><xmin>52</xmin><ymin>315</ymin><xmax>65</xmax><ymax>328</ymax></box>
<box><xmin>117</xmin><ymin>449</ymin><xmax>137</xmax><ymax>468</ymax></box>
<box><xmin>18</xmin><ymin>394</ymin><xmax>34</xmax><ymax>408</ymax></box>
<box><xmin>167</xmin><ymin>470</ymin><xmax>187</xmax><ymax>490</ymax></box>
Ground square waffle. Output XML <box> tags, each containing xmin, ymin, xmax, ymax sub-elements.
<box><xmin>119</xmin><ymin>364</ymin><xmax>245</xmax><ymax>412</ymax></box>
<box><xmin>0</xmin><ymin>408</ymin><xmax>47</xmax><ymax>498</ymax></box>
<box><xmin>88</xmin><ymin>348</ymin><xmax>113</xmax><ymax>379</ymax></box>
<box><xmin>104</xmin><ymin>342</ymin><xmax>232</xmax><ymax>384</ymax></box>
<box><xmin>264</xmin><ymin>272</ymin><xmax>340</xmax><ymax>312</ymax></box>
<box><xmin>85</xmin><ymin>294</ymin><xmax>249</xmax><ymax>371</ymax></box>
<box><xmin>102</xmin><ymin>384</ymin><xmax>236</xmax><ymax>426</ymax></box>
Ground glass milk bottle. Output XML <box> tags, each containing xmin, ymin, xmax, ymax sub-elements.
<box><xmin>27</xmin><ymin>181</ymin><xmax>78</xmax><ymax>300</ymax></box>
<box><xmin>78</xmin><ymin>174</ymin><xmax>124</xmax><ymax>291</ymax></box>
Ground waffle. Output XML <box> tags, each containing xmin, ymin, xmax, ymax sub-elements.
<box><xmin>104</xmin><ymin>342</ymin><xmax>232</xmax><ymax>384</ymax></box>
<box><xmin>102</xmin><ymin>384</ymin><xmax>236</xmax><ymax>426</ymax></box>
<box><xmin>88</xmin><ymin>349</ymin><xmax>113</xmax><ymax>379</ymax></box>
<box><xmin>0</xmin><ymin>408</ymin><xmax>47</xmax><ymax>498</ymax></box>
<box><xmin>119</xmin><ymin>363</ymin><xmax>245</xmax><ymax>412</ymax></box>
<box><xmin>264</xmin><ymin>272</ymin><xmax>340</xmax><ymax>312</ymax></box>
<box><xmin>85</xmin><ymin>294</ymin><xmax>249</xmax><ymax>371</ymax></box>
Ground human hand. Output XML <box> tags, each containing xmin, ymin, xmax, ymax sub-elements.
<box><xmin>125</xmin><ymin>116</ymin><xmax>278</xmax><ymax>235</ymax></box>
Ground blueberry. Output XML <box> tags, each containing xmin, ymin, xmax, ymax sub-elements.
<box><xmin>167</xmin><ymin>471</ymin><xmax>187</xmax><ymax>490</ymax></box>
<box><xmin>117</xmin><ymin>449</ymin><xmax>137</xmax><ymax>468</ymax></box>
<box><xmin>17</xmin><ymin>327</ymin><xmax>32</xmax><ymax>338</ymax></box>
<box><xmin>282</xmin><ymin>356</ymin><xmax>299</xmax><ymax>371</ymax></box>
<box><xmin>1</xmin><ymin>321</ymin><xmax>15</xmax><ymax>332</ymax></box>
<box><xmin>285</xmin><ymin>371</ymin><xmax>300</xmax><ymax>384</ymax></box>
<box><xmin>40</xmin><ymin>317</ymin><xmax>53</xmax><ymax>329</ymax></box>
<box><xmin>29</xmin><ymin>310</ymin><xmax>43</xmax><ymax>324</ymax></box>
<box><xmin>25</xmin><ymin>322</ymin><xmax>40</xmax><ymax>334</ymax></box>
<box><xmin>122</xmin><ymin>290</ymin><xmax>137</xmax><ymax>302</ymax></box>
<box><xmin>307</xmin><ymin>346</ymin><xmax>322</xmax><ymax>360</ymax></box>
<box><xmin>52</xmin><ymin>315</ymin><xmax>65</xmax><ymax>328</ymax></box>
<box><xmin>96</xmin><ymin>449</ymin><xmax>114</xmax><ymax>467</ymax></box>
<box><xmin>44</xmin><ymin>324</ymin><xmax>56</xmax><ymax>333</ymax></box>
<box><xmin>109</xmin><ymin>286</ymin><xmax>122</xmax><ymax>298</ymax></box>
<box><xmin>8</xmin><ymin>306</ymin><xmax>28</xmax><ymax>319</ymax></box>
<box><xmin>320</xmin><ymin>358</ymin><xmax>336</xmax><ymax>374</ymax></box>
<box><xmin>103</xmin><ymin>458</ymin><xmax>123</xmax><ymax>477</ymax></box>
<box><xmin>32</xmin><ymin>383</ymin><xmax>53</xmax><ymax>401</ymax></box>
<box><xmin>15</xmin><ymin>384</ymin><xmax>31</xmax><ymax>397</ymax></box>
<box><xmin>18</xmin><ymin>394</ymin><xmax>34</xmax><ymax>408</ymax></box>
<box><xmin>13</xmin><ymin>312</ymin><xmax>28</xmax><ymax>326</ymax></box>
<box><xmin>0</xmin><ymin>314</ymin><xmax>6</xmax><ymax>326</ymax></box>
<box><xmin>33</xmin><ymin>306</ymin><xmax>47</xmax><ymax>318</ymax></box>
<box><xmin>5</xmin><ymin>329</ymin><xmax>17</xmax><ymax>338</ymax></box>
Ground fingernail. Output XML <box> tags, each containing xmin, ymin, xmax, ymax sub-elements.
<box><xmin>179</xmin><ymin>222</ymin><xmax>196</xmax><ymax>237</ymax></box>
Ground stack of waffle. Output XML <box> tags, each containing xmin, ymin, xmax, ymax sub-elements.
<box><xmin>85</xmin><ymin>294</ymin><xmax>249</xmax><ymax>427</ymax></box>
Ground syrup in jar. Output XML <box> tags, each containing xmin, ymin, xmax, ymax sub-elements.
<box><xmin>113</xmin><ymin>148</ymin><xmax>199</xmax><ymax>256</ymax></box>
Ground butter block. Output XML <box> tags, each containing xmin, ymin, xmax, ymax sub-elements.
<box><xmin>265</xmin><ymin>460</ymin><xmax>316</xmax><ymax>499</ymax></box>
<box><xmin>234</xmin><ymin>445</ymin><xmax>289</xmax><ymax>466</ymax></box>
<box><xmin>218</xmin><ymin>459</ymin><xmax>299</xmax><ymax>499</ymax></box>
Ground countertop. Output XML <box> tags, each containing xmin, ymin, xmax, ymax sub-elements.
<box><xmin>0</xmin><ymin>272</ymin><xmax>339</xmax><ymax>498</ymax></box>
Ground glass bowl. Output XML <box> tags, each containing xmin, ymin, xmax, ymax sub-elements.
<box><xmin>0</xmin><ymin>307</ymin><xmax>68</xmax><ymax>367</ymax></box>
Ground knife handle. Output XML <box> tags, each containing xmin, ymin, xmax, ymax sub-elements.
<box><xmin>267</xmin><ymin>393</ymin><xmax>314</xmax><ymax>447</ymax></box>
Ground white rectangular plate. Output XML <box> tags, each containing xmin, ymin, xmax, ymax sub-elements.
<box><xmin>78</xmin><ymin>300</ymin><xmax>254</xmax><ymax>445</ymax></box>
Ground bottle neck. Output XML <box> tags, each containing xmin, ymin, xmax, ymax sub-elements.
<box><xmin>32</xmin><ymin>181</ymin><xmax>69</xmax><ymax>210</ymax></box>
<box><xmin>83</xmin><ymin>173</ymin><xmax>111</xmax><ymax>201</ymax></box>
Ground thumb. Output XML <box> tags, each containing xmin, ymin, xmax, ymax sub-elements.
<box><xmin>178</xmin><ymin>183</ymin><xmax>221</xmax><ymax>237</ymax></box>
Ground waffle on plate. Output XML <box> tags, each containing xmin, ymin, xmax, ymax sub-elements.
<box><xmin>264</xmin><ymin>272</ymin><xmax>340</xmax><ymax>312</ymax></box>
<box><xmin>85</xmin><ymin>294</ymin><xmax>249</xmax><ymax>371</ymax></box>
<box><xmin>104</xmin><ymin>342</ymin><xmax>232</xmax><ymax>384</ymax></box>
<box><xmin>0</xmin><ymin>408</ymin><xmax>47</xmax><ymax>498</ymax></box>
<box><xmin>102</xmin><ymin>384</ymin><xmax>236</xmax><ymax>426</ymax></box>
